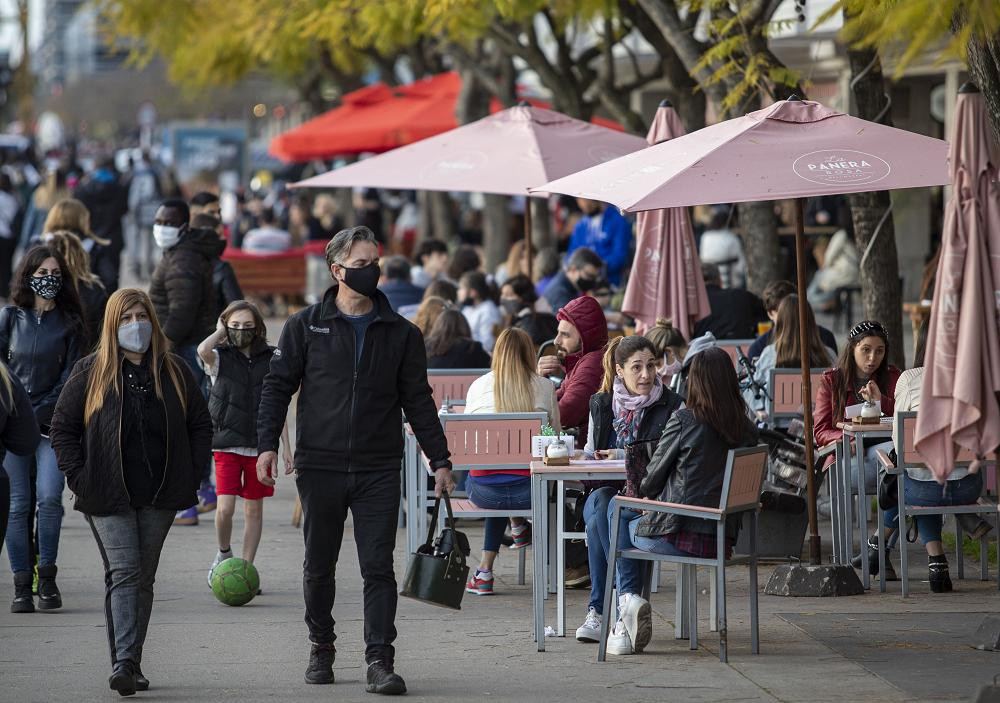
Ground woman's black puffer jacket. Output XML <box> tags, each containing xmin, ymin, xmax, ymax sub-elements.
<box><xmin>50</xmin><ymin>352</ymin><xmax>213</xmax><ymax>516</ymax></box>
<box><xmin>635</xmin><ymin>408</ymin><xmax>758</xmax><ymax>540</ymax></box>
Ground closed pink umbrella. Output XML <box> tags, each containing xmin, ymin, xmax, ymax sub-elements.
<box><xmin>621</xmin><ymin>100</ymin><xmax>709</xmax><ymax>338</ymax></box>
<box><xmin>294</xmin><ymin>104</ymin><xmax>647</xmax><ymax>275</ymax></box>
<box><xmin>533</xmin><ymin>97</ymin><xmax>949</xmax><ymax>569</ymax></box>
<box><xmin>915</xmin><ymin>84</ymin><xmax>1000</xmax><ymax>481</ymax></box>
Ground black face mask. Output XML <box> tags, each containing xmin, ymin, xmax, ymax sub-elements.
<box><xmin>460</xmin><ymin>297</ymin><xmax>475</xmax><ymax>308</ymax></box>
<box><xmin>339</xmin><ymin>262</ymin><xmax>380</xmax><ymax>298</ymax></box>
<box><xmin>227</xmin><ymin>328</ymin><xmax>255</xmax><ymax>349</ymax></box>
<box><xmin>576</xmin><ymin>275</ymin><xmax>597</xmax><ymax>293</ymax></box>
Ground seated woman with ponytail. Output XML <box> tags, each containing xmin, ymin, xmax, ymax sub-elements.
<box><xmin>573</xmin><ymin>335</ymin><xmax>683</xmax><ymax>645</ymax></box>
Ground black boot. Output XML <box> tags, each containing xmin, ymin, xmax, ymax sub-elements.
<box><xmin>928</xmin><ymin>554</ymin><xmax>952</xmax><ymax>593</ymax></box>
<box><xmin>850</xmin><ymin>535</ymin><xmax>897</xmax><ymax>580</ymax></box>
<box><xmin>304</xmin><ymin>643</ymin><xmax>335</xmax><ymax>685</ymax></box>
<box><xmin>36</xmin><ymin>565</ymin><xmax>62</xmax><ymax>610</ymax></box>
<box><xmin>366</xmin><ymin>660</ymin><xmax>406</xmax><ymax>695</ymax></box>
<box><xmin>10</xmin><ymin>571</ymin><xmax>34</xmax><ymax>613</ymax></box>
<box><xmin>108</xmin><ymin>660</ymin><xmax>137</xmax><ymax>697</ymax></box>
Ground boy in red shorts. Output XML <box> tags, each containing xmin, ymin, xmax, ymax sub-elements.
<box><xmin>198</xmin><ymin>301</ymin><xmax>291</xmax><ymax>589</ymax></box>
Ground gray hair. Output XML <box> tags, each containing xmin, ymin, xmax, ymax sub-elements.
<box><xmin>325</xmin><ymin>226</ymin><xmax>377</xmax><ymax>267</ymax></box>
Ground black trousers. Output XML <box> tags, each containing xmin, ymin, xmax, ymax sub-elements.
<box><xmin>296</xmin><ymin>469</ymin><xmax>400</xmax><ymax>664</ymax></box>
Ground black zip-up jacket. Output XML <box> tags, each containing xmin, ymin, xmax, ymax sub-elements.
<box><xmin>0</xmin><ymin>305</ymin><xmax>80</xmax><ymax>429</ymax></box>
<box><xmin>50</xmin><ymin>353</ymin><xmax>213</xmax><ymax>516</ymax></box>
<box><xmin>0</xmin><ymin>369</ymin><xmax>41</xmax><ymax>464</ymax></box>
<box><xmin>150</xmin><ymin>228</ymin><xmax>226</xmax><ymax>348</ymax></box>
<box><xmin>257</xmin><ymin>286</ymin><xmax>451</xmax><ymax>473</ymax></box>
<box><xmin>636</xmin><ymin>409</ymin><xmax>758</xmax><ymax>540</ymax></box>
<box><xmin>209</xmin><ymin>341</ymin><xmax>273</xmax><ymax>449</ymax></box>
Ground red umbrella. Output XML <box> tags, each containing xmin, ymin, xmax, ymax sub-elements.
<box><xmin>915</xmin><ymin>83</ymin><xmax>1000</xmax><ymax>480</ymax></box>
<box><xmin>270</xmin><ymin>72</ymin><xmax>626</xmax><ymax>163</ymax></box>
<box><xmin>620</xmin><ymin>100</ymin><xmax>710</xmax><ymax>338</ymax></box>
<box><xmin>268</xmin><ymin>83</ymin><xmax>396</xmax><ymax>161</ymax></box>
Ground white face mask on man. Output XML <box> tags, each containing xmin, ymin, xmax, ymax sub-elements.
<box><xmin>153</xmin><ymin>224</ymin><xmax>182</xmax><ymax>249</ymax></box>
<box><xmin>658</xmin><ymin>355</ymin><xmax>682</xmax><ymax>379</ymax></box>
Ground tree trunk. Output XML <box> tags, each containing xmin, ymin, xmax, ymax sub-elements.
<box><xmin>738</xmin><ymin>200</ymin><xmax>781</xmax><ymax>295</ymax></box>
<box><xmin>530</xmin><ymin>197</ymin><xmax>553</xmax><ymax>251</ymax></box>
<box><xmin>846</xmin><ymin>42</ymin><xmax>905</xmax><ymax>367</ymax></box>
<box><xmin>966</xmin><ymin>33</ymin><xmax>1000</xmax><ymax>147</ymax></box>
<box><xmin>455</xmin><ymin>62</ymin><xmax>510</xmax><ymax>269</ymax></box>
<box><xmin>429</xmin><ymin>192</ymin><xmax>456</xmax><ymax>243</ymax></box>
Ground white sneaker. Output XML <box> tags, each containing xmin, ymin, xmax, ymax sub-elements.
<box><xmin>605</xmin><ymin>619</ymin><xmax>633</xmax><ymax>655</ymax></box>
<box><xmin>575</xmin><ymin>607</ymin><xmax>602</xmax><ymax>642</ymax></box>
<box><xmin>620</xmin><ymin>593</ymin><xmax>652</xmax><ymax>653</ymax></box>
<box><xmin>207</xmin><ymin>549</ymin><xmax>232</xmax><ymax>588</ymax></box>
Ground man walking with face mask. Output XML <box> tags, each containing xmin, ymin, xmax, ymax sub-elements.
<box><xmin>256</xmin><ymin>226</ymin><xmax>453</xmax><ymax>696</ymax></box>
<box><xmin>149</xmin><ymin>198</ymin><xmax>226</xmax><ymax>524</ymax></box>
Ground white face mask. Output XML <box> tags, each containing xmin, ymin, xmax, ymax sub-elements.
<box><xmin>153</xmin><ymin>224</ymin><xmax>182</xmax><ymax>248</ymax></box>
<box><xmin>658</xmin><ymin>355</ymin><xmax>682</xmax><ymax>379</ymax></box>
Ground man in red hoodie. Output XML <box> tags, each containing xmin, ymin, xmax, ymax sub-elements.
<box><xmin>537</xmin><ymin>295</ymin><xmax>608</xmax><ymax>438</ymax></box>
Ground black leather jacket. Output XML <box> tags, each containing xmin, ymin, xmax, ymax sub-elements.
<box><xmin>0</xmin><ymin>305</ymin><xmax>81</xmax><ymax>428</ymax></box>
<box><xmin>636</xmin><ymin>408</ymin><xmax>758</xmax><ymax>539</ymax></box>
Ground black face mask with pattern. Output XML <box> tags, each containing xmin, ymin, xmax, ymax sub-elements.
<box><xmin>28</xmin><ymin>274</ymin><xmax>61</xmax><ymax>300</ymax></box>
<box><xmin>227</xmin><ymin>328</ymin><xmax>256</xmax><ymax>349</ymax></box>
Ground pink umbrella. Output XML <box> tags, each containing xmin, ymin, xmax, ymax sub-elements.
<box><xmin>620</xmin><ymin>100</ymin><xmax>710</xmax><ymax>338</ymax></box>
<box><xmin>533</xmin><ymin>97</ymin><xmax>949</xmax><ymax>567</ymax></box>
<box><xmin>293</xmin><ymin>104</ymin><xmax>647</xmax><ymax>274</ymax></box>
<box><xmin>915</xmin><ymin>84</ymin><xmax>1000</xmax><ymax>481</ymax></box>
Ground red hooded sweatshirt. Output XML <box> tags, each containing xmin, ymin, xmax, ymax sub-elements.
<box><xmin>556</xmin><ymin>296</ymin><xmax>608</xmax><ymax>437</ymax></box>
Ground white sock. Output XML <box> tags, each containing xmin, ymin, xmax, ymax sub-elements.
<box><xmin>477</xmin><ymin>569</ymin><xmax>493</xmax><ymax>578</ymax></box>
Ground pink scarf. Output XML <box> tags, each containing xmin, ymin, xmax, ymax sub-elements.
<box><xmin>611</xmin><ymin>377</ymin><xmax>664</xmax><ymax>449</ymax></box>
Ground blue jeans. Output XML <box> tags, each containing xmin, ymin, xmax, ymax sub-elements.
<box><xmin>613</xmin><ymin>506</ymin><xmax>698</xmax><ymax>595</ymax></box>
<box><xmin>852</xmin><ymin>440</ymin><xmax>893</xmax><ymax>494</ymax></box>
<box><xmin>4</xmin><ymin>437</ymin><xmax>63</xmax><ymax>572</ymax></box>
<box><xmin>583</xmin><ymin>487</ymin><xmax>616</xmax><ymax>613</ymax></box>
<box><xmin>883</xmin><ymin>473</ymin><xmax>984</xmax><ymax>544</ymax></box>
<box><xmin>86</xmin><ymin>507</ymin><xmax>175</xmax><ymax>665</ymax></box>
<box><xmin>466</xmin><ymin>476</ymin><xmax>531</xmax><ymax>553</ymax></box>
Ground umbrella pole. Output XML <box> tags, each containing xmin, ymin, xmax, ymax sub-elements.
<box><xmin>525</xmin><ymin>199</ymin><xmax>534</xmax><ymax>281</ymax></box>
<box><xmin>794</xmin><ymin>197</ymin><xmax>822</xmax><ymax>566</ymax></box>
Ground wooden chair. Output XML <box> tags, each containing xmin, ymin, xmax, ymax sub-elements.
<box><xmin>766</xmin><ymin>368</ymin><xmax>828</xmax><ymax>427</ymax></box>
<box><xmin>414</xmin><ymin>412</ymin><xmax>546</xmax><ymax>581</ymax></box>
<box><xmin>874</xmin><ymin>411</ymin><xmax>998</xmax><ymax>596</ymax></box>
<box><xmin>598</xmin><ymin>445</ymin><xmax>769</xmax><ymax>664</ymax></box>
<box><xmin>427</xmin><ymin>368</ymin><xmax>489</xmax><ymax>411</ymax></box>
<box><xmin>714</xmin><ymin>339</ymin><xmax>756</xmax><ymax>369</ymax></box>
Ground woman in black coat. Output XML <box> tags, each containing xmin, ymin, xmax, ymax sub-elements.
<box><xmin>46</xmin><ymin>230</ymin><xmax>109</xmax><ymax>352</ymax></box>
<box><xmin>0</xmin><ymin>244</ymin><xmax>83</xmax><ymax>613</ymax></box>
<box><xmin>606</xmin><ymin>347</ymin><xmax>757</xmax><ymax>656</ymax></box>
<box><xmin>425</xmin><ymin>308</ymin><xmax>492</xmax><ymax>370</ymax></box>
<box><xmin>50</xmin><ymin>288</ymin><xmax>212</xmax><ymax>697</ymax></box>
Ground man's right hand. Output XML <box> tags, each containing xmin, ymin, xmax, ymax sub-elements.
<box><xmin>257</xmin><ymin>451</ymin><xmax>278</xmax><ymax>486</ymax></box>
<box><xmin>537</xmin><ymin>355</ymin><xmax>563</xmax><ymax>378</ymax></box>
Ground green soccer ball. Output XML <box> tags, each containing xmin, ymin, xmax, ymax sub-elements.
<box><xmin>210</xmin><ymin>558</ymin><xmax>259</xmax><ymax>606</ymax></box>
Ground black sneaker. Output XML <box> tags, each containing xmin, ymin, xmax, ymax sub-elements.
<box><xmin>108</xmin><ymin>661</ymin><xmax>137</xmax><ymax>697</ymax></box>
<box><xmin>134</xmin><ymin>665</ymin><xmax>149</xmax><ymax>691</ymax></box>
<box><xmin>10</xmin><ymin>571</ymin><xmax>34</xmax><ymax>613</ymax></box>
<box><xmin>304</xmin><ymin>643</ymin><xmax>335</xmax><ymax>685</ymax></box>
<box><xmin>366</xmin><ymin>660</ymin><xmax>407</xmax><ymax>695</ymax></box>
<box><xmin>36</xmin><ymin>565</ymin><xmax>62</xmax><ymax>610</ymax></box>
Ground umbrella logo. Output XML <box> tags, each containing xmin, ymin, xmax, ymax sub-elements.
<box><xmin>792</xmin><ymin>149</ymin><xmax>890</xmax><ymax>186</ymax></box>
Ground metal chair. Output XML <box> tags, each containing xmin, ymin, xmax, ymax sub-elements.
<box><xmin>598</xmin><ymin>444</ymin><xmax>769</xmax><ymax>663</ymax></box>
<box><xmin>874</xmin><ymin>411</ymin><xmax>999</xmax><ymax>596</ymax></box>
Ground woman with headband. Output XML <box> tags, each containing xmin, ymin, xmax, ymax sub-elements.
<box><xmin>814</xmin><ymin>320</ymin><xmax>900</xmax><ymax>578</ymax></box>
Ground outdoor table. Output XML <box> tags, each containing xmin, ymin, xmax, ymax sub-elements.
<box><xmin>530</xmin><ymin>458</ymin><xmax>624</xmax><ymax>651</ymax></box>
<box><xmin>837</xmin><ymin>420</ymin><xmax>893</xmax><ymax>589</ymax></box>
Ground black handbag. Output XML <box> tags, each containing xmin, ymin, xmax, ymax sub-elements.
<box><xmin>399</xmin><ymin>492</ymin><xmax>471</xmax><ymax>610</ymax></box>
<box><xmin>877</xmin><ymin>449</ymin><xmax>898</xmax><ymax>510</ymax></box>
